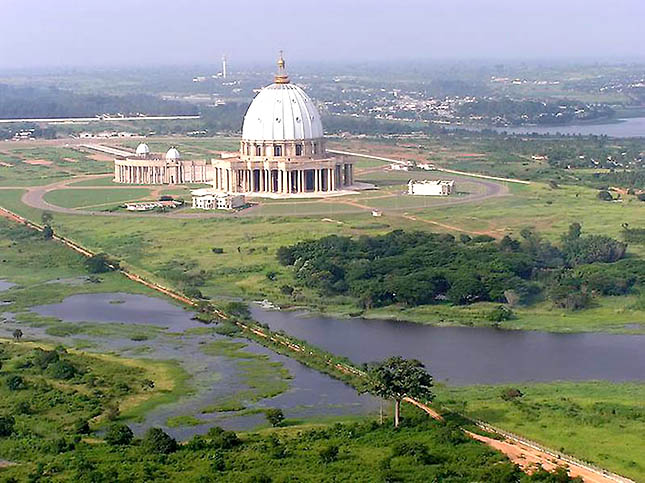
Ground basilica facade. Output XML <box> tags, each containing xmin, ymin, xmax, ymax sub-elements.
<box><xmin>211</xmin><ymin>54</ymin><xmax>353</xmax><ymax>195</ymax></box>
<box><xmin>114</xmin><ymin>54</ymin><xmax>354</xmax><ymax>197</ymax></box>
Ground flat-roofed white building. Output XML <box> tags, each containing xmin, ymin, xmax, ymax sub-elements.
<box><xmin>408</xmin><ymin>179</ymin><xmax>455</xmax><ymax>196</ymax></box>
<box><xmin>191</xmin><ymin>188</ymin><xmax>245</xmax><ymax>210</ymax></box>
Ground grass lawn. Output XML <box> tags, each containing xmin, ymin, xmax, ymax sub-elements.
<box><xmin>43</xmin><ymin>188</ymin><xmax>153</xmax><ymax>209</ymax></box>
<box><xmin>68</xmin><ymin>176</ymin><xmax>121</xmax><ymax>187</ymax></box>
<box><xmin>1</xmin><ymin>138</ymin><xmax>644</xmax><ymax>334</ymax></box>
<box><xmin>434</xmin><ymin>381</ymin><xmax>645</xmax><ymax>482</ymax></box>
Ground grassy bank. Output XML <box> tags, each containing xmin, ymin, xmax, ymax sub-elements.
<box><xmin>435</xmin><ymin>381</ymin><xmax>645</xmax><ymax>482</ymax></box>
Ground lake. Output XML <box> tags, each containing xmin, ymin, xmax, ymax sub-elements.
<box><xmin>489</xmin><ymin>116</ymin><xmax>645</xmax><ymax>137</ymax></box>
<box><xmin>251</xmin><ymin>307</ymin><xmax>645</xmax><ymax>385</ymax></box>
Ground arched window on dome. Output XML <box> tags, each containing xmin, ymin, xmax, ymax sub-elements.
<box><xmin>274</xmin><ymin>145</ymin><xmax>283</xmax><ymax>157</ymax></box>
<box><xmin>255</xmin><ymin>145</ymin><xmax>262</xmax><ymax>156</ymax></box>
<box><xmin>295</xmin><ymin>144</ymin><xmax>303</xmax><ymax>156</ymax></box>
<box><xmin>312</xmin><ymin>142</ymin><xmax>318</xmax><ymax>155</ymax></box>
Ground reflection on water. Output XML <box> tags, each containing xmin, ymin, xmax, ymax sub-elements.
<box><xmin>0</xmin><ymin>293</ymin><xmax>380</xmax><ymax>439</ymax></box>
<box><xmin>251</xmin><ymin>307</ymin><xmax>645</xmax><ymax>385</ymax></box>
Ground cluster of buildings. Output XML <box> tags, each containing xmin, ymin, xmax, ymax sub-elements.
<box><xmin>114</xmin><ymin>54</ymin><xmax>355</xmax><ymax>209</ymax></box>
<box><xmin>112</xmin><ymin>54</ymin><xmax>454</xmax><ymax>211</ymax></box>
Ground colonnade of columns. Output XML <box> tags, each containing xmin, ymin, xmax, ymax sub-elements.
<box><xmin>213</xmin><ymin>164</ymin><xmax>354</xmax><ymax>194</ymax></box>
<box><xmin>114</xmin><ymin>163</ymin><xmax>211</xmax><ymax>184</ymax></box>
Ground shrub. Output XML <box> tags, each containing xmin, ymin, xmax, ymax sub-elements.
<box><xmin>265</xmin><ymin>271</ymin><xmax>277</xmax><ymax>281</ymax></box>
<box><xmin>213</xmin><ymin>322</ymin><xmax>241</xmax><ymax>337</ymax></box>
<box><xmin>6</xmin><ymin>375</ymin><xmax>26</xmax><ymax>391</ymax></box>
<box><xmin>85</xmin><ymin>253</ymin><xmax>119</xmax><ymax>273</ymax></box>
<box><xmin>142</xmin><ymin>427</ymin><xmax>178</xmax><ymax>454</ymax></box>
<box><xmin>638</xmin><ymin>193</ymin><xmax>645</xmax><ymax>202</ymax></box>
<box><xmin>105</xmin><ymin>423</ymin><xmax>133</xmax><ymax>446</ymax></box>
<box><xmin>391</xmin><ymin>441</ymin><xmax>438</xmax><ymax>464</ymax></box>
<box><xmin>223</xmin><ymin>301</ymin><xmax>250</xmax><ymax>319</ymax></box>
<box><xmin>280</xmin><ymin>285</ymin><xmax>294</xmax><ymax>296</ymax></box>
<box><xmin>186</xmin><ymin>435</ymin><xmax>208</xmax><ymax>451</ymax></box>
<box><xmin>183</xmin><ymin>286</ymin><xmax>204</xmax><ymax>299</ymax></box>
<box><xmin>597</xmin><ymin>190</ymin><xmax>613</xmax><ymax>201</ymax></box>
<box><xmin>209</xmin><ymin>428</ymin><xmax>240</xmax><ymax>449</ymax></box>
<box><xmin>73</xmin><ymin>419</ymin><xmax>91</xmax><ymax>435</ymax></box>
<box><xmin>34</xmin><ymin>349</ymin><xmax>59</xmax><ymax>369</ymax></box>
<box><xmin>210</xmin><ymin>451</ymin><xmax>226</xmax><ymax>472</ymax></box>
<box><xmin>487</xmin><ymin>305</ymin><xmax>514</xmax><ymax>322</ymax></box>
<box><xmin>0</xmin><ymin>415</ymin><xmax>15</xmax><ymax>437</ymax></box>
<box><xmin>49</xmin><ymin>360</ymin><xmax>78</xmax><ymax>380</ymax></box>
<box><xmin>501</xmin><ymin>388</ymin><xmax>524</xmax><ymax>401</ymax></box>
<box><xmin>265</xmin><ymin>408</ymin><xmax>285</xmax><ymax>427</ymax></box>
<box><xmin>319</xmin><ymin>444</ymin><xmax>339</xmax><ymax>463</ymax></box>
<box><xmin>14</xmin><ymin>401</ymin><xmax>31</xmax><ymax>415</ymax></box>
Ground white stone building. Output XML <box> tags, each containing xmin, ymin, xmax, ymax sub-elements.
<box><xmin>191</xmin><ymin>189</ymin><xmax>245</xmax><ymax>210</ymax></box>
<box><xmin>408</xmin><ymin>179</ymin><xmax>455</xmax><ymax>196</ymax></box>
<box><xmin>211</xmin><ymin>53</ymin><xmax>354</xmax><ymax>196</ymax></box>
<box><xmin>114</xmin><ymin>54</ymin><xmax>354</xmax><ymax>198</ymax></box>
<box><xmin>114</xmin><ymin>145</ymin><xmax>213</xmax><ymax>184</ymax></box>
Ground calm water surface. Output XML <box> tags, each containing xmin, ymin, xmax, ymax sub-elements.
<box><xmin>8</xmin><ymin>293</ymin><xmax>380</xmax><ymax>438</ymax></box>
<box><xmin>251</xmin><ymin>307</ymin><xmax>645</xmax><ymax>385</ymax></box>
<box><xmin>490</xmin><ymin>117</ymin><xmax>645</xmax><ymax>137</ymax></box>
<box><xmin>8</xmin><ymin>292</ymin><xmax>644</xmax><ymax>438</ymax></box>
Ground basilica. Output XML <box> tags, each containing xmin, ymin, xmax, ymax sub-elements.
<box><xmin>114</xmin><ymin>54</ymin><xmax>354</xmax><ymax>198</ymax></box>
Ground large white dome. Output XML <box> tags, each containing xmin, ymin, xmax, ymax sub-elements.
<box><xmin>242</xmin><ymin>83</ymin><xmax>324</xmax><ymax>142</ymax></box>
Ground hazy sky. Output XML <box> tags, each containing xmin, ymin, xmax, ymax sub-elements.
<box><xmin>2</xmin><ymin>0</ymin><xmax>643</xmax><ymax>69</ymax></box>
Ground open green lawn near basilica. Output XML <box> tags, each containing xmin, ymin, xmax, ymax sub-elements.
<box><xmin>0</xmin><ymin>144</ymin><xmax>644</xmax><ymax>334</ymax></box>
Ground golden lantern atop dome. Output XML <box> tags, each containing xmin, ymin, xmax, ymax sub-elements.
<box><xmin>274</xmin><ymin>50</ymin><xmax>290</xmax><ymax>84</ymax></box>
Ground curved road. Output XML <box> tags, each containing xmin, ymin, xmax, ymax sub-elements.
<box><xmin>17</xmin><ymin>171</ymin><xmax>510</xmax><ymax>220</ymax></box>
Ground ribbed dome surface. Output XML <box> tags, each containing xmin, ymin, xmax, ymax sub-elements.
<box><xmin>242</xmin><ymin>83</ymin><xmax>323</xmax><ymax>141</ymax></box>
<box><xmin>135</xmin><ymin>143</ymin><xmax>150</xmax><ymax>156</ymax></box>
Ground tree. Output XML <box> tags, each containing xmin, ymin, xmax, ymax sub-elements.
<box><xmin>265</xmin><ymin>408</ymin><xmax>284</xmax><ymax>427</ymax></box>
<box><xmin>366</xmin><ymin>356</ymin><xmax>434</xmax><ymax>428</ymax></box>
<box><xmin>12</xmin><ymin>329</ymin><xmax>22</xmax><ymax>341</ymax></box>
<box><xmin>597</xmin><ymin>190</ymin><xmax>613</xmax><ymax>201</ymax></box>
<box><xmin>105</xmin><ymin>423</ymin><xmax>133</xmax><ymax>446</ymax></box>
<box><xmin>0</xmin><ymin>415</ymin><xmax>15</xmax><ymax>437</ymax></box>
<box><xmin>142</xmin><ymin>427</ymin><xmax>178</xmax><ymax>454</ymax></box>
<box><xmin>318</xmin><ymin>444</ymin><xmax>339</xmax><ymax>463</ymax></box>
<box><xmin>84</xmin><ymin>253</ymin><xmax>118</xmax><ymax>274</ymax></box>
<box><xmin>42</xmin><ymin>225</ymin><xmax>53</xmax><ymax>240</ymax></box>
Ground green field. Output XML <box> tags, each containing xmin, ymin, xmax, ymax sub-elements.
<box><xmin>43</xmin><ymin>188</ymin><xmax>153</xmax><ymax>209</ymax></box>
<box><xmin>1</xmin><ymin>170</ymin><xmax>644</xmax><ymax>334</ymax></box>
<box><xmin>435</xmin><ymin>381</ymin><xmax>645</xmax><ymax>482</ymax></box>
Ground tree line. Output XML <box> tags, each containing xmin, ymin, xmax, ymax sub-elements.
<box><xmin>277</xmin><ymin>224</ymin><xmax>643</xmax><ymax>311</ymax></box>
<box><xmin>0</xmin><ymin>84</ymin><xmax>197</xmax><ymax>119</ymax></box>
